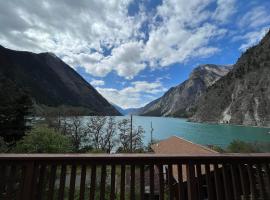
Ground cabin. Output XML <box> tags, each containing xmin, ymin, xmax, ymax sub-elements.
<box><xmin>0</xmin><ymin>138</ymin><xmax>270</xmax><ymax>200</ymax></box>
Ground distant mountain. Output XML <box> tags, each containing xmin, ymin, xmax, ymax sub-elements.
<box><xmin>138</xmin><ymin>64</ymin><xmax>231</xmax><ymax>117</ymax></box>
<box><xmin>0</xmin><ymin>45</ymin><xmax>121</xmax><ymax>115</ymax></box>
<box><xmin>112</xmin><ymin>103</ymin><xmax>140</xmax><ymax>115</ymax></box>
<box><xmin>191</xmin><ymin>30</ymin><xmax>270</xmax><ymax>126</ymax></box>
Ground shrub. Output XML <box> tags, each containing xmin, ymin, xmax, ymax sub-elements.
<box><xmin>14</xmin><ymin>126</ymin><xmax>72</xmax><ymax>153</ymax></box>
<box><xmin>0</xmin><ymin>137</ymin><xmax>8</xmax><ymax>153</ymax></box>
<box><xmin>227</xmin><ymin>140</ymin><xmax>260</xmax><ymax>153</ymax></box>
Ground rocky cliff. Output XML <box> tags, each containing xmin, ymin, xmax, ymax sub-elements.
<box><xmin>191</xmin><ymin>30</ymin><xmax>270</xmax><ymax>126</ymax></box>
<box><xmin>139</xmin><ymin>64</ymin><xmax>230</xmax><ymax>117</ymax></box>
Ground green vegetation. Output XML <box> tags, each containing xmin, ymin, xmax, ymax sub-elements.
<box><xmin>13</xmin><ymin>126</ymin><xmax>72</xmax><ymax>153</ymax></box>
<box><xmin>209</xmin><ymin>139</ymin><xmax>270</xmax><ymax>153</ymax></box>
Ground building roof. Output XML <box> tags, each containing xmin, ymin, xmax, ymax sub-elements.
<box><xmin>151</xmin><ymin>136</ymin><xmax>218</xmax><ymax>182</ymax></box>
<box><xmin>151</xmin><ymin>136</ymin><xmax>217</xmax><ymax>154</ymax></box>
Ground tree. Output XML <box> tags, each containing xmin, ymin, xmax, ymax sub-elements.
<box><xmin>117</xmin><ymin>118</ymin><xmax>145</xmax><ymax>153</ymax></box>
<box><xmin>0</xmin><ymin>77</ymin><xmax>33</xmax><ymax>142</ymax></box>
<box><xmin>14</xmin><ymin>126</ymin><xmax>72</xmax><ymax>153</ymax></box>
<box><xmin>85</xmin><ymin>116</ymin><xmax>107</xmax><ymax>150</ymax></box>
<box><xmin>102</xmin><ymin>116</ymin><xmax>117</xmax><ymax>153</ymax></box>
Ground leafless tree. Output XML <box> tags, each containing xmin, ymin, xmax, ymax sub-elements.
<box><xmin>101</xmin><ymin>116</ymin><xmax>117</xmax><ymax>153</ymax></box>
<box><xmin>85</xmin><ymin>116</ymin><xmax>107</xmax><ymax>150</ymax></box>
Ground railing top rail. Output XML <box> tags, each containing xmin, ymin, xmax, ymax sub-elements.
<box><xmin>0</xmin><ymin>153</ymin><xmax>270</xmax><ymax>162</ymax></box>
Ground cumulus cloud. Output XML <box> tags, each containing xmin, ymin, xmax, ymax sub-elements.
<box><xmin>0</xmin><ymin>0</ymin><xmax>232</xmax><ymax>80</ymax></box>
<box><xmin>96</xmin><ymin>81</ymin><xmax>167</xmax><ymax>108</ymax></box>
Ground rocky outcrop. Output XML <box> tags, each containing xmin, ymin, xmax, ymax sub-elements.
<box><xmin>139</xmin><ymin>64</ymin><xmax>230</xmax><ymax>117</ymax></box>
<box><xmin>191</xmin><ymin>30</ymin><xmax>270</xmax><ymax>126</ymax></box>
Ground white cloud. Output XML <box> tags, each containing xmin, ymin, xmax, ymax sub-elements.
<box><xmin>96</xmin><ymin>81</ymin><xmax>167</xmax><ymax>108</ymax></box>
<box><xmin>90</xmin><ymin>79</ymin><xmax>105</xmax><ymax>86</ymax></box>
<box><xmin>0</xmin><ymin>0</ymin><xmax>229</xmax><ymax>80</ymax></box>
<box><xmin>212</xmin><ymin>0</ymin><xmax>236</xmax><ymax>23</ymax></box>
<box><xmin>238</xmin><ymin>6</ymin><xmax>270</xmax><ymax>29</ymax></box>
<box><xmin>235</xmin><ymin>27</ymin><xmax>269</xmax><ymax>51</ymax></box>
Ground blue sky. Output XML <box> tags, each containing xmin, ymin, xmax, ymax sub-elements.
<box><xmin>0</xmin><ymin>0</ymin><xmax>269</xmax><ymax>108</ymax></box>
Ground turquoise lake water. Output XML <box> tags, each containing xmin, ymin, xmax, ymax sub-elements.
<box><xmin>106</xmin><ymin>116</ymin><xmax>270</xmax><ymax>148</ymax></box>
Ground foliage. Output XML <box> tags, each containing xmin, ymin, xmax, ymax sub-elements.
<box><xmin>227</xmin><ymin>140</ymin><xmax>260</xmax><ymax>153</ymax></box>
<box><xmin>0</xmin><ymin>77</ymin><xmax>33</xmax><ymax>142</ymax></box>
<box><xmin>0</xmin><ymin>137</ymin><xmax>9</xmax><ymax>153</ymax></box>
<box><xmin>14</xmin><ymin>126</ymin><xmax>72</xmax><ymax>153</ymax></box>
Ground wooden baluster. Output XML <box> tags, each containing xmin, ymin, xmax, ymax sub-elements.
<box><xmin>89</xmin><ymin>165</ymin><xmax>96</xmax><ymax>200</ymax></box>
<box><xmin>0</xmin><ymin>165</ymin><xmax>6</xmax><ymax>199</ymax></box>
<box><xmin>37</xmin><ymin>164</ymin><xmax>47</xmax><ymax>200</ymax></box>
<box><xmin>265</xmin><ymin>164</ymin><xmax>270</xmax><ymax>192</ymax></box>
<box><xmin>130</xmin><ymin>165</ymin><xmax>135</xmax><ymax>200</ymax></box>
<box><xmin>196</xmin><ymin>164</ymin><xmax>203</xmax><ymax>200</ymax></box>
<box><xmin>230</xmin><ymin>164</ymin><xmax>240</xmax><ymax>200</ymax></box>
<box><xmin>187</xmin><ymin>163</ymin><xmax>196</xmax><ymax>200</ymax></box>
<box><xmin>221</xmin><ymin>164</ymin><xmax>232</xmax><ymax>200</ymax></box>
<box><xmin>205</xmin><ymin>164</ymin><xmax>214</xmax><ymax>200</ymax></box>
<box><xmin>120</xmin><ymin>165</ymin><xmax>126</xmax><ymax>200</ymax></box>
<box><xmin>213</xmin><ymin>164</ymin><xmax>223</xmax><ymax>200</ymax></box>
<box><xmin>79</xmin><ymin>165</ymin><xmax>86</xmax><ymax>200</ymax></box>
<box><xmin>150</xmin><ymin>165</ymin><xmax>154</xmax><ymax>200</ymax></box>
<box><xmin>58</xmin><ymin>164</ymin><xmax>67</xmax><ymax>200</ymax></box>
<box><xmin>22</xmin><ymin>161</ymin><xmax>35</xmax><ymax>200</ymax></box>
<box><xmin>238</xmin><ymin>164</ymin><xmax>249</xmax><ymax>200</ymax></box>
<box><xmin>100</xmin><ymin>165</ymin><xmax>107</xmax><ymax>200</ymax></box>
<box><xmin>48</xmin><ymin>165</ymin><xmax>57</xmax><ymax>200</ymax></box>
<box><xmin>158</xmin><ymin>165</ymin><xmax>164</xmax><ymax>200</ymax></box>
<box><xmin>168</xmin><ymin>164</ymin><xmax>173</xmax><ymax>200</ymax></box>
<box><xmin>140</xmin><ymin>165</ymin><xmax>145</xmax><ymax>200</ymax></box>
<box><xmin>110</xmin><ymin>165</ymin><xmax>116</xmax><ymax>200</ymax></box>
<box><xmin>247</xmin><ymin>164</ymin><xmax>257</xmax><ymax>200</ymax></box>
<box><xmin>69</xmin><ymin>165</ymin><xmax>77</xmax><ymax>200</ymax></box>
<box><xmin>256</xmin><ymin>164</ymin><xmax>266</xmax><ymax>199</ymax></box>
<box><xmin>7</xmin><ymin>165</ymin><xmax>17</xmax><ymax>199</ymax></box>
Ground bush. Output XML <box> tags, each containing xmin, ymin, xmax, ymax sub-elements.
<box><xmin>227</xmin><ymin>140</ymin><xmax>260</xmax><ymax>153</ymax></box>
<box><xmin>0</xmin><ymin>137</ymin><xmax>8</xmax><ymax>153</ymax></box>
<box><xmin>14</xmin><ymin>126</ymin><xmax>72</xmax><ymax>153</ymax></box>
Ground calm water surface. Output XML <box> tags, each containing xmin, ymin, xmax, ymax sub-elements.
<box><xmin>82</xmin><ymin>116</ymin><xmax>270</xmax><ymax>148</ymax></box>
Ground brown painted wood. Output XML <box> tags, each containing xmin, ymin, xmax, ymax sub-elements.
<box><xmin>168</xmin><ymin>164</ymin><xmax>173</xmax><ymax>200</ymax></box>
<box><xmin>247</xmin><ymin>164</ymin><xmax>257</xmax><ymax>200</ymax></box>
<box><xmin>230</xmin><ymin>164</ymin><xmax>240</xmax><ymax>200</ymax></box>
<box><xmin>69</xmin><ymin>165</ymin><xmax>77</xmax><ymax>200</ymax></box>
<box><xmin>195</xmin><ymin>164</ymin><xmax>203</xmax><ymax>200</ymax></box>
<box><xmin>177</xmin><ymin>164</ymin><xmax>184</xmax><ymax>200</ymax></box>
<box><xmin>256</xmin><ymin>164</ymin><xmax>266</xmax><ymax>199</ymax></box>
<box><xmin>130</xmin><ymin>165</ymin><xmax>135</xmax><ymax>200</ymax></box>
<box><xmin>158</xmin><ymin>165</ymin><xmax>164</xmax><ymax>200</ymax></box>
<box><xmin>205</xmin><ymin>164</ymin><xmax>214</xmax><ymax>200</ymax></box>
<box><xmin>58</xmin><ymin>164</ymin><xmax>67</xmax><ymax>200</ymax></box>
<box><xmin>149</xmin><ymin>165</ymin><xmax>154</xmax><ymax>200</ymax></box>
<box><xmin>140</xmin><ymin>165</ymin><xmax>145</xmax><ymax>200</ymax></box>
<box><xmin>265</xmin><ymin>164</ymin><xmax>270</xmax><ymax>191</ymax></box>
<box><xmin>79</xmin><ymin>165</ymin><xmax>86</xmax><ymax>200</ymax></box>
<box><xmin>100</xmin><ymin>165</ymin><xmax>107</xmax><ymax>200</ymax></box>
<box><xmin>22</xmin><ymin>161</ymin><xmax>35</xmax><ymax>200</ymax></box>
<box><xmin>110</xmin><ymin>165</ymin><xmax>116</xmax><ymax>200</ymax></box>
<box><xmin>6</xmin><ymin>165</ymin><xmax>16</xmax><ymax>199</ymax></box>
<box><xmin>221</xmin><ymin>164</ymin><xmax>232</xmax><ymax>200</ymax></box>
<box><xmin>48</xmin><ymin>165</ymin><xmax>57</xmax><ymax>200</ymax></box>
<box><xmin>89</xmin><ymin>165</ymin><xmax>96</xmax><ymax>200</ymax></box>
<box><xmin>187</xmin><ymin>163</ymin><xmax>196</xmax><ymax>200</ymax></box>
<box><xmin>213</xmin><ymin>164</ymin><xmax>223</xmax><ymax>200</ymax></box>
<box><xmin>238</xmin><ymin>164</ymin><xmax>248</xmax><ymax>199</ymax></box>
<box><xmin>37</xmin><ymin>164</ymin><xmax>47</xmax><ymax>200</ymax></box>
<box><xmin>120</xmin><ymin>165</ymin><xmax>125</xmax><ymax>200</ymax></box>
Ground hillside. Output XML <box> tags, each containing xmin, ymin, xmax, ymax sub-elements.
<box><xmin>0</xmin><ymin>45</ymin><xmax>120</xmax><ymax>115</ymax></box>
<box><xmin>191</xmin><ymin>30</ymin><xmax>270</xmax><ymax>126</ymax></box>
<box><xmin>138</xmin><ymin>64</ymin><xmax>230</xmax><ymax>117</ymax></box>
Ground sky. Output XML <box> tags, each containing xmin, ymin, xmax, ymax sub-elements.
<box><xmin>0</xmin><ymin>0</ymin><xmax>269</xmax><ymax>109</ymax></box>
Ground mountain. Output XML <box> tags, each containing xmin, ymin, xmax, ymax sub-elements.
<box><xmin>112</xmin><ymin>103</ymin><xmax>140</xmax><ymax>115</ymax></box>
<box><xmin>191</xmin><ymin>30</ymin><xmax>270</xmax><ymax>126</ymax></box>
<box><xmin>0</xmin><ymin>45</ymin><xmax>121</xmax><ymax>116</ymax></box>
<box><xmin>138</xmin><ymin>64</ymin><xmax>231</xmax><ymax>117</ymax></box>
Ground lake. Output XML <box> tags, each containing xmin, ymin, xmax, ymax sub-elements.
<box><xmin>103</xmin><ymin>116</ymin><xmax>270</xmax><ymax>148</ymax></box>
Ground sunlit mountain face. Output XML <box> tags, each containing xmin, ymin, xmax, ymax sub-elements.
<box><xmin>0</xmin><ymin>0</ymin><xmax>269</xmax><ymax>109</ymax></box>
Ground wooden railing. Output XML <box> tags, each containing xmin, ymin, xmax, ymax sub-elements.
<box><xmin>0</xmin><ymin>154</ymin><xmax>270</xmax><ymax>200</ymax></box>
